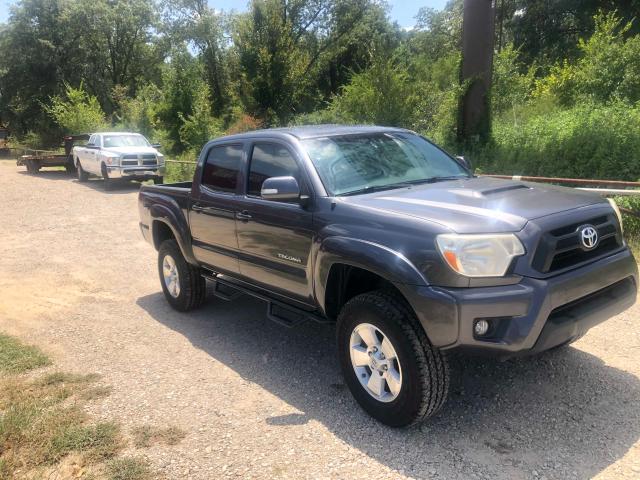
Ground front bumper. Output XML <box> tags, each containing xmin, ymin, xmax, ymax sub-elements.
<box><xmin>107</xmin><ymin>165</ymin><xmax>165</xmax><ymax>179</ymax></box>
<box><xmin>402</xmin><ymin>248</ymin><xmax>638</xmax><ymax>356</ymax></box>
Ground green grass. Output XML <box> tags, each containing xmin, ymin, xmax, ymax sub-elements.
<box><xmin>0</xmin><ymin>333</ymin><xmax>184</xmax><ymax>479</ymax></box>
<box><xmin>0</xmin><ymin>333</ymin><xmax>50</xmax><ymax>373</ymax></box>
<box><xmin>106</xmin><ymin>457</ymin><xmax>152</xmax><ymax>480</ymax></box>
<box><xmin>132</xmin><ymin>424</ymin><xmax>186</xmax><ymax>448</ymax></box>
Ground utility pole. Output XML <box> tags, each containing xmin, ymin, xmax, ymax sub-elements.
<box><xmin>459</xmin><ymin>0</ymin><xmax>495</xmax><ymax>144</ymax></box>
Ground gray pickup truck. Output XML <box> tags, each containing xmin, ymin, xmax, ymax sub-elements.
<box><xmin>138</xmin><ymin>125</ymin><xmax>638</xmax><ymax>427</ymax></box>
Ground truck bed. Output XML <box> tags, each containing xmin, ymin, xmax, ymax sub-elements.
<box><xmin>141</xmin><ymin>181</ymin><xmax>192</xmax><ymax>194</ymax></box>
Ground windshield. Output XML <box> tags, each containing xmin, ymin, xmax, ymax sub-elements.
<box><xmin>103</xmin><ymin>134</ymin><xmax>150</xmax><ymax>148</ymax></box>
<box><xmin>302</xmin><ymin>133</ymin><xmax>469</xmax><ymax>196</ymax></box>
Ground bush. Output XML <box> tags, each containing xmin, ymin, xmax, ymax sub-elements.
<box><xmin>475</xmin><ymin>101</ymin><xmax>640</xmax><ymax>181</ymax></box>
<box><xmin>45</xmin><ymin>84</ymin><xmax>107</xmax><ymax>134</ymax></box>
<box><xmin>614</xmin><ymin>196</ymin><xmax>640</xmax><ymax>243</ymax></box>
<box><xmin>178</xmin><ymin>83</ymin><xmax>224</xmax><ymax>151</ymax></box>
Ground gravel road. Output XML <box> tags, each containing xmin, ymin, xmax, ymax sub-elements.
<box><xmin>1</xmin><ymin>160</ymin><xmax>640</xmax><ymax>480</ymax></box>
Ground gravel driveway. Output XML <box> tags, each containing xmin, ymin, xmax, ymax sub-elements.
<box><xmin>1</xmin><ymin>160</ymin><xmax>640</xmax><ymax>480</ymax></box>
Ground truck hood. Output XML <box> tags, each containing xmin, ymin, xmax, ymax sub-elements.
<box><xmin>102</xmin><ymin>146</ymin><xmax>159</xmax><ymax>156</ymax></box>
<box><xmin>340</xmin><ymin>177</ymin><xmax>608</xmax><ymax>233</ymax></box>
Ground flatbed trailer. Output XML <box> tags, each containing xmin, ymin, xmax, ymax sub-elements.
<box><xmin>17</xmin><ymin>134</ymin><xmax>90</xmax><ymax>174</ymax></box>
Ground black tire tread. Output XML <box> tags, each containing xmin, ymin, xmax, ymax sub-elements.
<box><xmin>339</xmin><ymin>289</ymin><xmax>449</xmax><ymax>425</ymax></box>
<box><xmin>158</xmin><ymin>239</ymin><xmax>206</xmax><ymax>311</ymax></box>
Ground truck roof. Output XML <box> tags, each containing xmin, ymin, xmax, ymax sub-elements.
<box><xmin>216</xmin><ymin>125</ymin><xmax>411</xmax><ymax>142</ymax></box>
<box><xmin>92</xmin><ymin>132</ymin><xmax>145</xmax><ymax>136</ymax></box>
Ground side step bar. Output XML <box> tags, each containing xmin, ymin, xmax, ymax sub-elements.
<box><xmin>204</xmin><ymin>273</ymin><xmax>331</xmax><ymax>328</ymax></box>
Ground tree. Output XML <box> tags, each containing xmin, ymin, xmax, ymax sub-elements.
<box><xmin>45</xmin><ymin>84</ymin><xmax>107</xmax><ymax>134</ymax></box>
<box><xmin>70</xmin><ymin>0</ymin><xmax>161</xmax><ymax>110</ymax></box>
<box><xmin>233</xmin><ymin>0</ymin><xmax>391</xmax><ymax>125</ymax></box>
<box><xmin>156</xmin><ymin>48</ymin><xmax>204</xmax><ymax>153</ymax></box>
<box><xmin>164</xmin><ymin>0</ymin><xmax>231</xmax><ymax>117</ymax></box>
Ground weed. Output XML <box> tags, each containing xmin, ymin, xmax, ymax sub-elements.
<box><xmin>106</xmin><ymin>457</ymin><xmax>153</xmax><ymax>480</ymax></box>
<box><xmin>132</xmin><ymin>424</ymin><xmax>186</xmax><ymax>448</ymax></box>
<box><xmin>0</xmin><ymin>334</ymin><xmax>50</xmax><ymax>373</ymax></box>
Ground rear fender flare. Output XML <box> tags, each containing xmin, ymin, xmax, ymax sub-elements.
<box><xmin>149</xmin><ymin>203</ymin><xmax>197</xmax><ymax>264</ymax></box>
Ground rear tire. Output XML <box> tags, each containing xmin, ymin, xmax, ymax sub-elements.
<box><xmin>158</xmin><ymin>239</ymin><xmax>207</xmax><ymax>312</ymax></box>
<box><xmin>337</xmin><ymin>290</ymin><xmax>449</xmax><ymax>427</ymax></box>
<box><xmin>26</xmin><ymin>160</ymin><xmax>40</xmax><ymax>174</ymax></box>
<box><xmin>76</xmin><ymin>160</ymin><xmax>88</xmax><ymax>182</ymax></box>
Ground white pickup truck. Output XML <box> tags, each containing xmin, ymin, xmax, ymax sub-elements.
<box><xmin>73</xmin><ymin>132</ymin><xmax>165</xmax><ymax>189</ymax></box>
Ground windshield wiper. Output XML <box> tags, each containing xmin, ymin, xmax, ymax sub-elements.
<box><xmin>413</xmin><ymin>175</ymin><xmax>471</xmax><ymax>184</ymax></box>
<box><xmin>339</xmin><ymin>175</ymin><xmax>470</xmax><ymax>197</ymax></box>
<box><xmin>339</xmin><ymin>182</ymin><xmax>416</xmax><ymax>196</ymax></box>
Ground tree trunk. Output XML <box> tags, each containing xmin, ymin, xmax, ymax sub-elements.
<box><xmin>459</xmin><ymin>0</ymin><xmax>495</xmax><ymax>144</ymax></box>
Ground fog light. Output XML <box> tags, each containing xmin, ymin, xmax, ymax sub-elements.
<box><xmin>474</xmin><ymin>319</ymin><xmax>490</xmax><ymax>336</ymax></box>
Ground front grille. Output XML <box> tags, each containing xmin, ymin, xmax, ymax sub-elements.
<box><xmin>120</xmin><ymin>154</ymin><xmax>156</xmax><ymax>166</ymax></box>
<box><xmin>532</xmin><ymin>214</ymin><xmax>622</xmax><ymax>273</ymax></box>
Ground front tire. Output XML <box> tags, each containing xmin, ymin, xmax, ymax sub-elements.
<box><xmin>337</xmin><ymin>290</ymin><xmax>449</xmax><ymax>427</ymax></box>
<box><xmin>158</xmin><ymin>239</ymin><xmax>206</xmax><ymax>312</ymax></box>
<box><xmin>101</xmin><ymin>163</ymin><xmax>112</xmax><ymax>190</ymax></box>
<box><xmin>76</xmin><ymin>160</ymin><xmax>88</xmax><ymax>182</ymax></box>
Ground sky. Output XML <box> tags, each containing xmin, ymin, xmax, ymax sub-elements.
<box><xmin>0</xmin><ymin>0</ymin><xmax>448</xmax><ymax>29</ymax></box>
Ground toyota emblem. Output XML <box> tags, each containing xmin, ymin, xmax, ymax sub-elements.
<box><xmin>579</xmin><ymin>225</ymin><xmax>598</xmax><ymax>250</ymax></box>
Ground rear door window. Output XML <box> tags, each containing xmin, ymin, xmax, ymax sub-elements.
<box><xmin>202</xmin><ymin>144</ymin><xmax>243</xmax><ymax>193</ymax></box>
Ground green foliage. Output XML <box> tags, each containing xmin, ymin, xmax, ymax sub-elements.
<box><xmin>533</xmin><ymin>12</ymin><xmax>640</xmax><ymax>107</ymax></box>
<box><xmin>476</xmin><ymin>101</ymin><xmax>640</xmax><ymax>181</ymax></box>
<box><xmin>492</xmin><ymin>44</ymin><xmax>537</xmax><ymax>115</ymax></box>
<box><xmin>116</xmin><ymin>84</ymin><xmax>162</xmax><ymax>139</ymax></box>
<box><xmin>156</xmin><ymin>49</ymin><xmax>205</xmax><ymax>153</ymax></box>
<box><xmin>165</xmin><ymin>153</ymin><xmax>197</xmax><ymax>183</ymax></box>
<box><xmin>329</xmin><ymin>59</ymin><xmax>416</xmax><ymax>127</ymax></box>
<box><xmin>0</xmin><ymin>333</ymin><xmax>50</xmax><ymax>374</ymax></box>
<box><xmin>613</xmin><ymin>196</ymin><xmax>640</xmax><ymax>242</ymax></box>
<box><xmin>178</xmin><ymin>82</ymin><xmax>224</xmax><ymax>151</ymax></box>
<box><xmin>45</xmin><ymin>84</ymin><xmax>107</xmax><ymax>134</ymax></box>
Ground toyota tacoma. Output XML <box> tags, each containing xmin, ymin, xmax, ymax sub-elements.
<box><xmin>138</xmin><ymin>126</ymin><xmax>637</xmax><ymax>427</ymax></box>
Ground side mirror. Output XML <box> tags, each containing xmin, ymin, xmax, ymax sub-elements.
<box><xmin>151</xmin><ymin>143</ymin><xmax>161</xmax><ymax>149</ymax></box>
<box><xmin>455</xmin><ymin>155</ymin><xmax>470</xmax><ymax>170</ymax></box>
<box><xmin>261</xmin><ymin>176</ymin><xmax>300</xmax><ymax>202</ymax></box>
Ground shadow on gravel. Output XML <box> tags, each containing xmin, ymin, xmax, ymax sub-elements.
<box><xmin>137</xmin><ymin>291</ymin><xmax>640</xmax><ymax>479</ymax></box>
<box><xmin>78</xmin><ymin>179</ymin><xmax>143</xmax><ymax>194</ymax></box>
<box><xmin>17</xmin><ymin>169</ymin><xmax>144</xmax><ymax>194</ymax></box>
<box><xmin>17</xmin><ymin>169</ymin><xmax>75</xmax><ymax>181</ymax></box>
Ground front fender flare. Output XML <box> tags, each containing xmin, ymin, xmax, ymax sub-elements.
<box><xmin>314</xmin><ymin>236</ymin><xmax>428</xmax><ymax>313</ymax></box>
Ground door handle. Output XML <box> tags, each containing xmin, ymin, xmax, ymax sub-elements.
<box><xmin>236</xmin><ymin>210</ymin><xmax>252</xmax><ymax>221</ymax></box>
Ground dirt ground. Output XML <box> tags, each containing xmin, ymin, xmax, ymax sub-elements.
<box><xmin>1</xmin><ymin>159</ymin><xmax>640</xmax><ymax>480</ymax></box>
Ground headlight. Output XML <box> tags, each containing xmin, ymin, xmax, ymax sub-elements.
<box><xmin>436</xmin><ymin>233</ymin><xmax>525</xmax><ymax>277</ymax></box>
<box><xmin>105</xmin><ymin>156</ymin><xmax>120</xmax><ymax>165</ymax></box>
<box><xmin>157</xmin><ymin>154</ymin><xmax>165</xmax><ymax>165</ymax></box>
<box><xmin>607</xmin><ymin>198</ymin><xmax>624</xmax><ymax>233</ymax></box>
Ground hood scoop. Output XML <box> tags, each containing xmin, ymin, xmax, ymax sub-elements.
<box><xmin>480</xmin><ymin>183</ymin><xmax>530</xmax><ymax>196</ymax></box>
